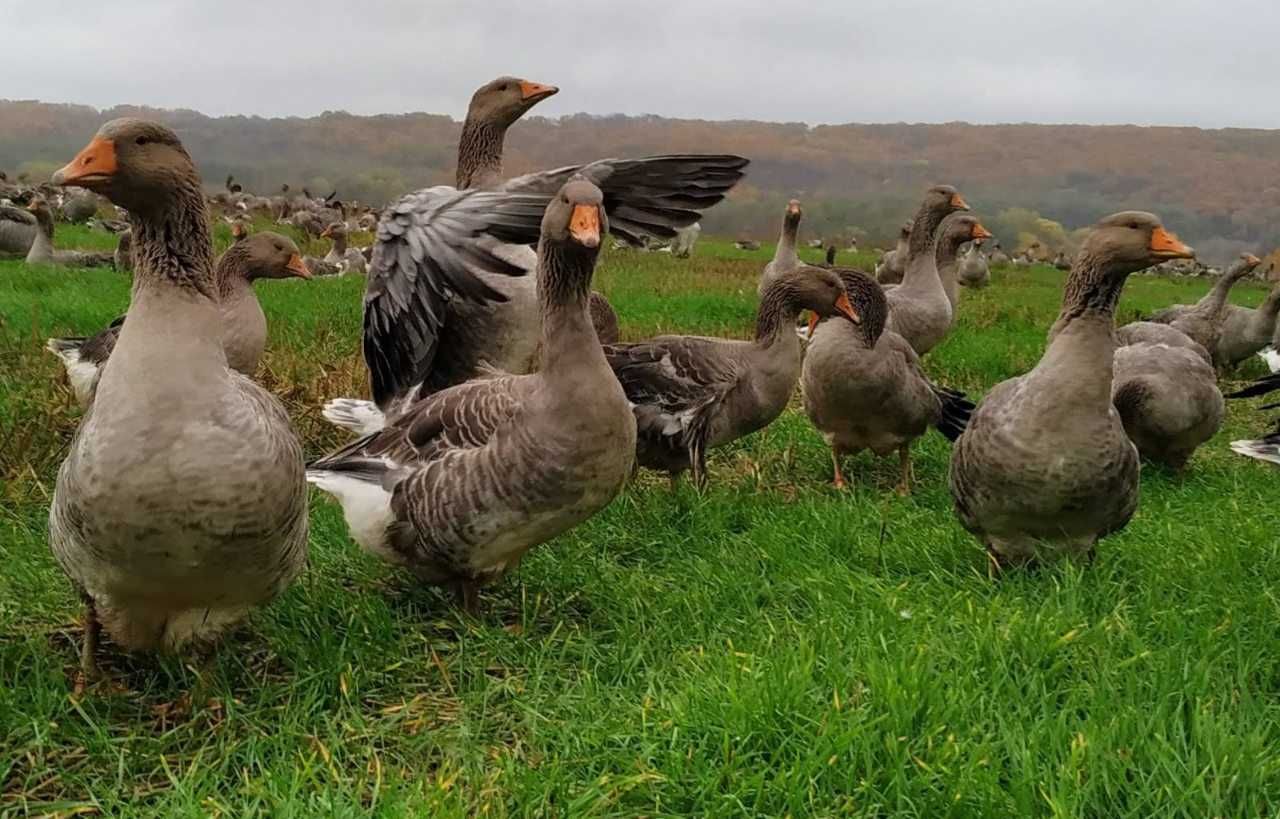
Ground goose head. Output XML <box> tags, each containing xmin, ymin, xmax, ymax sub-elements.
<box><xmin>936</xmin><ymin>213</ymin><xmax>993</xmax><ymax>258</ymax></box>
<box><xmin>240</xmin><ymin>232</ymin><xmax>310</xmax><ymax>281</ymax></box>
<box><xmin>1082</xmin><ymin>212</ymin><xmax>1194</xmax><ymax>276</ymax></box>
<box><xmin>786</xmin><ymin>265</ymin><xmax>859</xmax><ymax>323</ymax></box>
<box><xmin>468</xmin><ymin>76</ymin><xmax>559</xmax><ymax>129</ymax></box>
<box><xmin>51</xmin><ymin>118</ymin><xmax>198</xmax><ymax>216</ymax></box>
<box><xmin>784</xmin><ymin>199</ymin><xmax>802</xmax><ymax>232</ymax></box>
<box><xmin>542</xmin><ymin>176</ymin><xmax>607</xmax><ymax>253</ymax></box>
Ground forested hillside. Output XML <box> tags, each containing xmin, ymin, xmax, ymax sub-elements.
<box><xmin>4</xmin><ymin>99</ymin><xmax>1278</xmax><ymax>261</ymax></box>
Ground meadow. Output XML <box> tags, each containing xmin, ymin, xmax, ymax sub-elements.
<box><xmin>2</xmin><ymin>228</ymin><xmax>1280</xmax><ymax>817</ymax></box>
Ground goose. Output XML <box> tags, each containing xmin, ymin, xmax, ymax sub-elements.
<box><xmin>758</xmin><ymin>200</ymin><xmax>803</xmax><ymax>296</ymax></box>
<box><xmin>1147</xmin><ymin>252</ymin><xmax>1260</xmax><ymax>348</ymax></box>
<box><xmin>801</xmin><ymin>268</ymin><xmax>973</xmax><ymax>493</ymax></box>
<box><xmin>885</xmin><ymin>186</ymin><xmax>972</xmax><ymax>353</ymax></box>
<box><xmin>1213</xmin><ymin>281</ymin><xmax>1280</xmax><ymax>369</ymax></box>
<box><xmin>60</xmin><ymin>190</ymin><xmax>100</xmax><ymax>223</ymax></box>
<box><xmin>949</xmin><ymin>211</ymin><xmax>1194</xmax><ymax>567</ymax></box>
<box><xmin>47</xmin><ymin>230</ymin><xmax>311</xmax><ymax>406</ymax></box>
<box><xmin>957</xmin><ymin>240</ymin><xmax>991</xmax><ymax>288</ymax></box>
<box><xmin>308</xmin><ymin>178</ymin><xmax>634</xmax><ymax>613</ymax></box>
<box><xmin>113</xmin><ymin>229</ymin><xmax>133</xmax><ymax>272</ymax></box>
<box><xmin>875</xmin><ymin>220</ymin><xmax>912</xmax><ymax>285</ymax></box>
<box><xmin>1227</xmin><ymin>374</ymin><xmax>1280</xmax><ymax>464</ymax></box>
<box><xmin>605</xmin><ymin>264</ymin><xmax>857</xmax><ymax>488</ymax></box>
<box><xmin>886</xmin><ymin>194</ymin><xmax>985</xmax><ymax>355</ymax></box>
<box><xmin>734</xmin><ymin>239</ymin><xmax>761</xmax><ymax>251</ymax></box>
<box><xmin>589</xmin><ymin>290</ymin><xmax>620</xmax><ymax>344</ymax></box>
<box><xmin>1115</xmin><ymin>320</ymin><xmax>1212</xmax><ymax>364</ymax></box>
<box><xmin>931</xmin><ymin>214</ymin><xmax>992</xmax><ymax>313</ymax></box>
<box><xmin>0</xmin><ymin>200</ymin><xmax>37</xmax><ymax>256</ymax></box>
<box><xmin>321</xmin><ymin>76</ymin><xmax>747</xmax><ymax>435</ymax></box>
<box><xmin>24</xmin><ymin>197</ymin><xmax>114</xmax><ymax>268</ymax></box>
<box><xmin>670</xmin><ymin>221</ymin><xmax>700</xmax><ymax>258</ymax></box>
<box><xmin>319</xmin><ymin>221</ymin><xmax>368</xmax><ymax>275</ymax></box>
<box><xmin>46</xmin><ymin>119</ymin><xmax>309</xmax><ymax>675</ymax></box>
<box><xmin>1052</xmin><ymin>251</ymin><xmax>1072</xmax><ymax>271</ymax></box>
<box><xmin>988</xmin><ymin>241</ymin><xmax>1010</xmax><ymax>266</ymax></box>
<box><xmin>1111</xmin><ymin>330</ymin><xmax>1222</xmax><ymax>470</ymax></box>
<box><xmin>825</xmin><ymin>245</ymin><xmax>837</xmax><ymax>267</ymax></box>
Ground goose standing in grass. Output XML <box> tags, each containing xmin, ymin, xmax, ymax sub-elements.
<box><xmin>875</xmin><ymin>220</ymin><xmax>911</xmax><ymax>285</ymax></box>
<box><xmin>308</xmin><ymin>179</ymin><xmax>634</xmax><ymax>614</ymax></box>
<box><xmin>605</xmin><ymin>265</ymin><xmax>857</xmax><ymax>488</ymax></box>
<box><xmin>1146</xmin><ymin>253</ymin><xmax>1261</xmax><ymax>365</ymax></box>
<box><xmin>1213</xmin><ymin>281</ymin><xmax>1280</xmax><ymax>369</ymax></box>
<box><xmin>320</xmin><ymin>221</ymin><xmax>368</xmax><ymax>275</ymax></box>
<box><xmin>1111</xmin><ymin>331</ymin><xmax>1223</xmax><ymax>470</ymax></box>
<box><xmin>802</xmin><ymin>268</ymin><xmax>973</xmax><ymax>493</ymax></box>
<box><xmin>884</xmin><ymin>185</ymin><xmax>973</xmax><ymax>355</ymax></box>
<box><xmin>931</xmin><ymin>213</ymin><xmax>992</xmax><ymax>314</ymax></box>
<box><xmin>47</xmin><ymin>231</ymin><xmax>311</xmax><ymax>406</ymax></box>
<box><xmin>46</xmin><ymin>119</ymin><xmax>308</xmax><ymax>676</ymax></box>
<box><xmin>757</xmin><ymin>200</ymin><xmax>804</xmax><ymax>296</ymax></box>
<box><xmin>25</xmin><ymin>197</ymin><xmax>114</xmax><ymax>268</ymax></box>
<box><xmin>322</xmin><ymin>76</ymin><xmax>747</xmax><ymax>437</ymax></box>
<box><xmin>1227</xmin><ymin>374</ymin><xmax>1280</xmax><ymax>464</ymax></box>
<box><xmin>957</xmin><ymin>240</ymin><xmax>990</xmax><ymax>288</ymax></box>
<box><xmin>949</xmin><ymin>212</ymin><xmax>1195</xmax><ymax>567</ymax></box>
<box><xmin>0</xmin><ymin>200</ymin><xmax>37</xmax><ymax>256</ymax></box>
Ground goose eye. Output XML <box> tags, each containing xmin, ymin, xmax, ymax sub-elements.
<box><xmin>135</xmin><ymin>136</ymin><xmax>149</xmax><ymax>146</ymax></box>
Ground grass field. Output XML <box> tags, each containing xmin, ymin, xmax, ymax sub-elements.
<box><xmin>3</xmin><ymin>230</ymin><xmax>1280</xmax><ymax>816</ymax></box>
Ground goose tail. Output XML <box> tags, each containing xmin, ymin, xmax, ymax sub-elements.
<box><xmin>933</xmin><ymin>385</ymin><xmax>975</xmax><ymax>442</ymax></box>
<box><xmin>322</xmin><ymin>397</ymin><xmax>386</xmax><ymax>436</ymax></box>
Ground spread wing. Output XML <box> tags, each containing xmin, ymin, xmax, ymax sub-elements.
<box><xmin>363</xmin><ymin>187</ymin><xmax>548</xmax><ymax>410</ymax></box>
<box><xmin>500</xmin><ymin>155</ymin><xmax>749</xmax><ymax>245</ymax></box>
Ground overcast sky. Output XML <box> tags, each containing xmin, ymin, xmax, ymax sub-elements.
<box><xmin>5</xmin><ymin>0</ymin><xmax>1278</xmax><ymax>128</ymax></box>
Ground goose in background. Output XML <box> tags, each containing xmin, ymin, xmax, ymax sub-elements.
<box><xmin>0</xmin><ymin>200</ymin><xmax>37</xmax><ymax>256</ymax></box>
<box><xmin>24</xmin><ymin>197</ymin><xmax>114</xmax><ymax>268</ymax></box>
<box><xmin>758</xmin><ymin>200</ymin><xmax>803</xmax><ymax>296</ymax></box>
<box><xmin>47</xmin><ymin>231</ymin><xmax>311</xmax><ymax>406</ymax></box>
<box><xmin>950</xmin><ymin>212</ymin><xmax>1194</xmax><ymax>568</ymax></box>
<box><xmin>875</xmin><ymin>220</ymin><xmax>911</xmax><ymax>285</ymax></box>
<box><xmin>605</xmin><ymin>265</ymin><xmax>857</xmax><ymax>488</ymax></box>
<box><xmin>46</xmin><ymin>119</ymin><xmax>308</xmax><ymax>676</ymax></box>
<box><xmin>308</xmin><ymin>178</ymin><xmax>634</xmax><ymax>614</ymax></box>
<box><xmin>957</xmin><ymin>240</ymin><xmax>991</xmax><ymax>288</ymax></box>
<box><xmin>320</xmin><ymin>221</ymin><xmax>368</xmax><ymax>276</ymax></box>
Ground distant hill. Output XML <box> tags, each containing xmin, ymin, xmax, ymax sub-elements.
<box><xmin>3</xmin><ymin>99</ymin><xmax>1278</xmax><ymax>263</ymax></box>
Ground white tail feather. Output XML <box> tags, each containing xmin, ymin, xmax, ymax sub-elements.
<box><xmin>1230</xmin><ymin>439</ymin><xmax>1280</xmax><ymax>466</ymax></box>
<box><xmin>307</xmin><ymin>469</ymin><xmax>399</xmax><ymax>560</ymax></box>
<box><xmin>322</xmin><ymin>398</ymin><xmax>386</xmax><ymax>436</ymax></box>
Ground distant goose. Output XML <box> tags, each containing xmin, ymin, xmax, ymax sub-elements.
<box><xmin>759</xmin><ymin>200</ymin><xmax>803</xmax><ymax>296</ymax></box>
<box><xmin>24</xmin><ymin>197</ymin><xmax>114</xmax><ymax>268</ymax></box>
<box><xmin>0</xmin><ymin>200</ymin><xmax>37</xmax><ymax>256</ymax></box>
<box><xmin>47</xmin><ymin>231</ymin><xmax>311</xmax><ymax>406</ymax></box>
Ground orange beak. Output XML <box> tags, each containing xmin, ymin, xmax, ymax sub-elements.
<box><xmin>519</xmin><ymin>80</ymin><xmax>559</xmax><ymax>101</ymax></box>
<box><xmin>320</xmin><ymin>225</ymin><xmax>333</xmax><ymax>239</ymax></box>
<box><xmin>834</xmin><ymin>291</ymin><xmax>861</xmax><ymax>324</ymax></box>
<box><xmin>807</xmin><ymin>311</ymin><xmax>820</xmax><ymax>337</ymax></box>
<box><xmin>787</xmin><ymin>199</ymin><xmax>801</xmax><ymax>216</ymax></box>
<box><xmin>1149</xmin><ymin>226</ymin><xmax>1194</xmax><ymax>259</ymax></box>
<box><xmin>1245</xmin><ymin>253</ymin><xmax>1261</xmax><ymax>266</ymax></box>
<box><xmin>52</xmin><ymin>136</ymin><xmax>118</xmax><ymax>188</ymax></box>
<box><xmin>569</xmin><ymin>204</ymin><xmax>600</xmax><ymax>247</ymax></box>
<box><xmin>950</xmin><ymin>192</ymin><xmax>969</xmax><ymax>210</ymax></box>
<box><xmin>971</xmin><ymin>222</ymin><xmax>993</xmax><ymax>240</ymax></box>
<box><xmin>287</xmin><ymin>254</ymin><xmax>313</xmax><ymax>279</ymax></box>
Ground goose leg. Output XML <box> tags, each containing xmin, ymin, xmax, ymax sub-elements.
<box><xmin>80</xmin><ymin>596</ymin><xmax>101</xmax><ymax>682</ymax></box>
<box><xmin>895</xmin><ymin>446</ymin><xmax>913</xmax><ymax>496</ymax></box>
<box><xmin>454</xmin><ymin>581</ymin><xmax>481</xmax><ymax>617</ymax></box>
<box><xmin>830</xmin><ymin>446</ymin><xmax>847</xmax><ymax>489</ymax></box>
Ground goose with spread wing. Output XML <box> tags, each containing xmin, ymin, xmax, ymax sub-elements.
<box><xmin>322</xmin><ymin>76</ymin><xmax>747</xmax><ymax>436</ymax></box>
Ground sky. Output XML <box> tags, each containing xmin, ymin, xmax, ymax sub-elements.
<box><xmin>5</xmin><ymin>0</ymin><xmax>1279</xmax><ymax>128</ymax></box>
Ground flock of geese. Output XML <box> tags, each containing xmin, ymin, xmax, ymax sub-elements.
<box><xmin>16</xmin><ymin>76</ymin><xmax>1280</xmax><ymax>682</ymax></box>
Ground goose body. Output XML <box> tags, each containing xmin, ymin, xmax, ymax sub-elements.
<box><xmin>0</xmin><ymin>201</ymin><xmax>37</xmax><ymax>256</ymax></box>
<box><xmin>309</xmin><ymin>179</ymin><xmax>634</xmax><ymax>612</ymax></box>
<box><xmin>607</xmin><ymin>265</ymin><xmax>857</xmax><ymax>486</ymax></box>
<box><xmin>47</xmin><ymin>121</ymin><xmax>308</xmax><ymax>671</ymax></box>
<box><xmin>885</xmin><ymin>186</ymin><xmax>974</xmax><ymax>355</ymax></box>
<box><xmin>1215</xmin><ymin>285</ymin><xmax>1280</xmax><ymax>368</ymax></box>
<box><xmin>950</xmin><ymin>212</ymin><xmax>1194</xmax><ymax>565</ymax></box>
<box><xmin>1111</xmin><ymin>336</ymin><xmax>1223</xmax><ymax>470</ymax></box>
<box><xmin>25</xmin><ymin>197</ymin><xmax>114</xmax><ymax>268</ymax></box>
<box><xmin>802</xmin><ymin>268</ymin><xmax>973</xmax><ymax>492</ymax></box>
<box><xmin>957</xmin><ymin>241</ymin><xmax>990</xmax><ymax>288</ymax></box>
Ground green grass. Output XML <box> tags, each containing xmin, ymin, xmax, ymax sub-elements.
<box><xmin>3</xmin><ymin>228</ymin><xmax>1280</xmax><ymax>816</ymax></box>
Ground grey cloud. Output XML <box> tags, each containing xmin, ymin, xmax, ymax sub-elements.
<box><xmin>4</xmin><ymin>0</ymin><xmax>1279</xmax><ymax>127</ymax></box>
